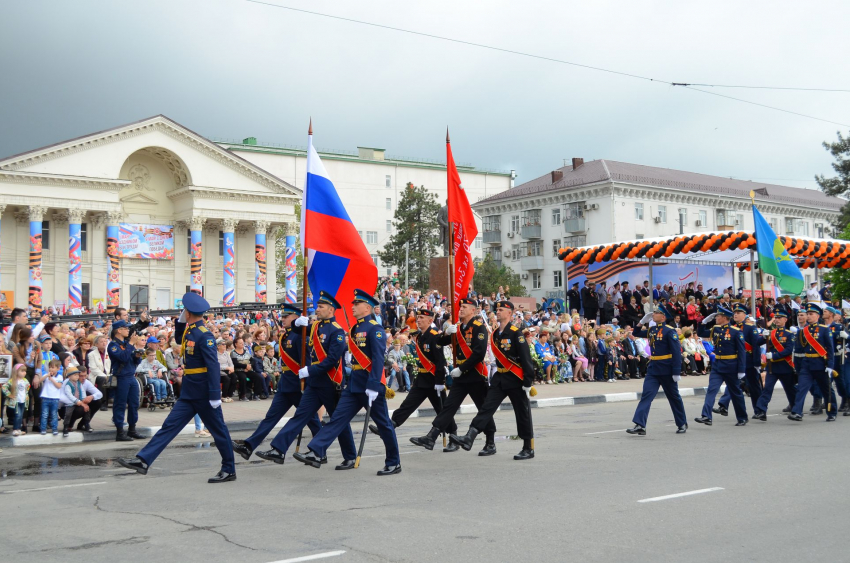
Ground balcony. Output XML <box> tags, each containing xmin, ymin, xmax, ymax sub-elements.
<box><xmin>483</xmin><ymin>230</ymin><xmax>502</xmax><ymax>244</ymax></box>
<box><xmin>521</xmin><ymin>224</ymin><xmax>542</xmax><ymax>239</ymax></box>
<box><xmin>564</xmin><ymin>217</ymin><xmax>586</xmax><ymax>233</ymax></box>
<box><xmin>520</xmin><ymin>255</ymin><xmax>544</xmax><ymax>270</ymax></box>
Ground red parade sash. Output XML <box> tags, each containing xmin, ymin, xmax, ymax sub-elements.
<box><xmin>311</xmin><ymin>323</ymin><xmax>343</xmax><ymax>385</ymax></box>
<box><xmin>348</xmin><ymin>324</ymin><xmax>387</xmax><ymax>386</ymax></box>
<box><xmin>770</xmin><ymin>330</ymin><xmax>794</xmax><ymax>369</ymax></box>
<box><xmin>803</xmin><ymin>325</ymin><xmax>828</xmax><ymax>359</ymax></box>
<box><xmin>414</xmin><ymin>340</ymin><xmax>435</xmax><ymax>374</ymax></box>
<box><xmin>490</xmin><ymin>331</ymin><xmax>524</xmax><ymax>380</ymax></box>
<box><xmin>455</xmin><ymin>328</ymin><xmax>488</xmax><ymax>378</ymax></box>
<box><xmin>737</xmin><ymin>324</ymin><xmax>753</xmax><ymax>353</ymax></box>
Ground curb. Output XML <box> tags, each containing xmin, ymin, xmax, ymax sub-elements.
<box><xmin>0</xmin><ymin>386</ymin><xmax>715</xmax><ymax>448</ymax></box>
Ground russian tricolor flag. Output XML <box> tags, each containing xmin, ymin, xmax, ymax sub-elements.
<box><xmin>301</xmin><ymin>126</ymin><xmax>377</xmax><ymax>329</ymax></box>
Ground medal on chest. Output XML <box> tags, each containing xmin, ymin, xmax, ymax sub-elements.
<box><xmin>501</xmin><ymin>338</ymin><xmax>511</xmax><ymax>351</ymax></box>
<box><xmin>185</xmin><ymin>340</ymin><xmax>195</xmax><ymax>355</ymax></box>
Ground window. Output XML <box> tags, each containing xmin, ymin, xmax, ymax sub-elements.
<box><xmin>551</xmin><ymin>208</ymin><xmax>561</xmax><ymax>225</ymax></box>
<box><xmin>785</xmin><ymin>217</ymin><xmax>798</xmax><ymax>235</ymax></box>
<box><xmin>511</xmin><ymin>244</ymin><xmax>520</xmax><ymax>261</ymax></box>
<box><xmin>717</xmin><ymin>209</ymin><xmax>730</xmax><ymax>227</ymax></box>
<box><xmin>698</xmin><ymin>210</ymin><xmax>707</xmax><ymax>227</ymax></box>
<box><xmin>735</xmin><ymin>214</ymin><xmax>744</xmax><ymax>228</ymax></box>
<box><xmin>371</xmin><ymin>254</ymin><xmax>379</xmax><ymax>266</ymax></box>
<box><xmin>385</xmin><ymin>175</ymin><xmax>391</xmax><ymax>188</ymax></box>
<box><xmin>386</xmin><ymin>267</ymin><xmax>392</xmax><ymax>277</ymax></box>
<box><xmin>129</xmin><ymin>284</ymin><xmax>149</xmax><ymax>311</ymax></box>
<box><xmin>42</xmin><ymin>220</ymin><xmax>50</xmax><ymax>250</ymax></box>
<box><xmin>564</xmin><ymin>235</ymin><xmax>586</xmax><ymax>247</ymax></box>
<box><xmin>510</xmin><ymin>215</ymin><xmax>520</xmax><ymax>233</ymax></box>
<box><xmin>553</xmin><ymin>270</ymin><xmax>563</xmax><ymax>288</ymax></box>
<box><xmin>815</xmin><ymin>222</ymin><xmax>825</xmax><ymax>238</ymax></box>
<box><xmin>531</xmin><ymin>273</ymin><xmax>541</xmax><ymax>290</ymax></box>
<box><xmin>565</xmin><ymin>203</ymin><xmax>584</xmax><ymax>221</ymax></box>
<box><xmin>520</xmin><ymin>240</ymin><xmax>542</xmax><ymax>256</ymax></box>
<box><xmin>678</xmin><ymin>208</ymin><xmax>687</xmax><ymax>228</ymax></box>
<box><xmin>769</xmin><ymin>218</ymin><xmax>778</xmax><ymax>231</ymax></box>
<box><xmin>483</xmin><ymin>215</ymin><xmax>501</xmax><ymax>232</ymax></box>
<box><xmin>358</xmin><ymin>230</ymin><xmax>363</xmax><ymax>239</ymax></box>
<box><xmin>635</xmin><ymin>203</ymin><xmax>644</xmax><ymax>220</ymax></box>
<box><xmin>552</xmin><ymin>239</ymin><xmax>561</xmax><ymax>257</ymax></box>
<box><xmin>521</xmin><ymin>209</ymin><xmax>541</xmax><ymax>226</ymax></box>
<box><xmin>366</xmin><ymin>231</ymin><xmax>378</xmax><ymax>244</ymax></box>
<box><xmin>81</xmin><ymin>283</ymin><xmax>90</xmax><ymax>309</ymax></box>
<box><xmin>799</xmin><ymin>221</ymin><xmax>809</xmax><ymax>236</ymax></box>
<box><xmin>218</xmin><ymin>231</ymin><xmax>224</xmax><ymax>256</ymax></box>
<box><xmin>474</xmin><ymin>236</ymin><xmax>482</xmax><ymax>249</ymax></box>
<box><xmin>386</xmin><ymin>220</ymin><xmax>392</xmax><ymax>232</ymax></box>
<box><xmin>386</xmin><ymin>198</ymin><xmax>392</xmax><ymax>210</ymax></box>
<box><xmin>80</xmin><ymin>223</ymin><xmax>88</xmax><ymax>252</ymax></box>
<box><xmin>657</xmin><ymin>205</ymin><xmax>667</xmax><ymax>223</ymax></box>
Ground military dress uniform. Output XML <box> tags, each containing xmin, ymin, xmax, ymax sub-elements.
<box><xmin>296</xmin><ymin>289</ymin><xmax>401</xmax><ymax>475</ymax></box>
<box><xmin>627</xmin><ymin>305</ymin><xmax>687</xmax><ymax>435</ymax></box>
<box><xmin>118</xmin><ymin>293</ymin><xmax>236</xmax><ymax>483</ymax></box>
<box><xmin>753</xmin><ymin>311</ymin><xmax>797</xmax><ymax>419</ymax></box>
<box><xmin>232</xmin><ymin>305</ymin><xmax>322</xmax><ymax>460</ymax></box>
<box><xmin>824</xmin><ymin>308</ymin><xmax>849</xmax><ymax>410</ymax></box>
<box><xmin>717</xmin><ymin>303</ymin><xmax>764</xmax><ymax>413</ymax></box>
<box><xmin>790</xmin><ymin>303</ymin><xmax>837</xmax><ymax>421</ymax></box>
<box><xmin>696</xmin><ymin>305</ymin><xmax>749</xmax><ymax>425</ymax></box>
<box><xmin>450</xmin><ymin>300</ymin><xmax>535</xmax><ymax>460</ymax></box>
<box><xmin>107</xmin><ymin>320</ymin><xmax>143</xmax><ymax>440</ymax></box>
<box><xmin>257</xmin><ymin>292</ymin><xmax>357</xmax><ymax>466</ymax></box>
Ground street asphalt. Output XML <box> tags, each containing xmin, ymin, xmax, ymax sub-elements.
<box><xmin>1</xmin><ymin>395</ymin><xmax>846</xmax><ymax>563</ymax></box>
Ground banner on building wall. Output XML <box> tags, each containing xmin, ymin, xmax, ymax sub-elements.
<box><xmin>223</xmin><ymin>231</ymin><xmax>235</xmax><ymax>306</ymax></box>
<box><xmin>189</xmin><ymin>229</ymin><xmax>203</xmax><ymax>296</ymax></box>
<box><xmin>117</xmin><ymin>224</ymin><xmax>174</xmax><ymax>259</ymax></box>
<box><xmin>566</xmin><ymin>261</ymin><xmax>733</xmax><ymax>296</ymax></box>
<box><xmin>285</xmin><ymin>234</ymin><xmax>297</xmax><ymax>303</ymax></box>
<box><xmin>28</xmin><ymin>221</ymin><xmax>43</xmax><ymax>311</ymax></box>
<box><xmin>69</xmin><ymin>223</ymin><xmax>82</xmax><ymax>307</ymax></box>
<box><xmin>106</xmin><ymin>225</ymin><xmax>121</xmax><ymax>310</ymax></box>
<box><xmin>0</xmin><ymin>291</ymin><xmax>14</xmax><ymax>309</ymax></box>
<box><xmin>93</xmin><ymin>298</ymin><xmax>104</xmax><ymax>312</ymax></box>
<box><xmin>255</xmin><ymin>233</ymin><xmax>267</xmax><ymax>303</ymax></box>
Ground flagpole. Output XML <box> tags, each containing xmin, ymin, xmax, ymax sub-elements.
<box><xmin>300</xmin><ymin>120</ymin><xmax>312</xmax><ymax>375</ymax></box>
<box><xmin>749</xmin><ymin>191</ymin><xmax>757</xmax><ymax>320</ymax></box>
<box><xmin>447</xmin><ymin>129</ymin><xmax>457</xmax><ymax>365</ymax></box>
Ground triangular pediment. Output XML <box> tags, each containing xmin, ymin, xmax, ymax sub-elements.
<box><xmin>120</xmin><ymin>191</ymin><xmax>159</xmax><ymax>204</ymax></box>
<box><xmin>0</xmin><ymin>115</ymin><xmax>301</xmax><ymax>199</ymax></box>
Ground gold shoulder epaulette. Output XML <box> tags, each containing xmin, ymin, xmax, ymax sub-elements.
<box><xmin>665</xmin><ymin>324</ymin><xmax>675</xmax><ymax>330</ymax></box>
<box><xmin>369</xmin><ymin>320</ymin><xmax>378</xmax><ymax>325</ymax></box>
<box><xmin>820</xmin><ymin>324</ymin><xmax>829</xmax><ymax>328</ymax></box>
<box><xmin>197</xmin><ymin>326</ymin><xmax>209</xmax><ymax>333</ymax></box>
<box><xmin>473</xmin><ymin>320</ymin><xmax>483</xmax><ymax>326</ymax></box>
<box><xmin>332</xmin><ymin>322</ymin><xmax>342</xmax><ymax>329</ymax></box>
<box><xmin>729</xmin><ymin>325</ymin><xmax>740</xmax><ymax>331</ymax></box>
<box><xmin>430</xmin><ymin>329</ymin><xmax>438</xmax><ymax>335</ymax></box>
<box><xmin>510</xmin><ymin>325</ymin><xmax>519</xmax><ymax>331</ymax></box>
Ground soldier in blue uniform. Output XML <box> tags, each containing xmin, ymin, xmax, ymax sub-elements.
<box><xmin>117</xmin><ymin>293</ymin><xmax>236</xmax><ymax>483</ymax></box>
<box><xmin>108</xmin><ymin>320</ymin><xmax>147</xmax><ymax>442</ymax></box>
<box><xmin>294</xmin><ymin>289</ymin><xmax>401</xmax><ymax>476</ymax></box>
<box><xmin>232</xmin><ymin>304</ymin><xmax>322</xmax><ymax>461</ymax></box>
<box><xmin>695</xmin><ymin>305</ymin><xmax>749</xmax><ymax>426</ymax></box>
<box><xmin>788</xmin><ymin>303</ymin><xmax>838</xmax><ymax>422</ymax></box>
<box><xmin>626</xmin><ymin>304</ymin><xmax>687</xmax><ymax>435</ymax></box>
<box><xmin>714</xmin><ymin>303</ymin><xmax>764</xmax><ymax>416</ymax></box>
<box><xmin>822</xmin><ymin>306</ymin><xmax>849</xmax><ymax>412</ymax></box>
<box><xmin>752</xmin><ymin>310</ymin><xmax>798</xmax><ymax>420</ymax></box>
<box><xmin>255</xmin><ymin>291</ymin><xmax>357</xmax><ymax>468</ymax></box>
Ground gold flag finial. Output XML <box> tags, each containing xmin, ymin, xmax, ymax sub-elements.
<box><xmin>749</xmin><ymin>189</ymin><xmax>755</xmax><ymax>204</ymax></box>
<box><xmin>308</xmin><ymin>118</ymin><xmax>312</xmax><ymax>136</ymax></box>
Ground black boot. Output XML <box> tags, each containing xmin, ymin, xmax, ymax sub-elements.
<box><xmin>782</xmin><ymin>404</ymin><xmax>792</xmax><ymax>413</ymax></box>
<box><xmin>126</xmin><ymin>426</ymin><xmax>145</xmax><ymax>439</ymax></box>
<box><xmin>409</xmin><ymin>427</ymin><xmax>440</xmax><ymax>451</ymax></box>
<box><xmin>811</xmin><ymin>398</ymin><xmax>824</xmax><ymax>415</ymax></box>
<box><xmin>116</xmin><ymin>429</ymin><xmax>134</xmax><ymax>442</ymax></box>
<box><xmin>232</xmin><ymin>441</ymin><xmax>253</xmax><ymax>461</ymax></box>
<box><xmin>514</xmin><ymin>439</ymin><xmax>534</xmax><ymax>460</ymax></box>
<box><xmin>478</xmin><ymin>438</ymin><xmax>497</xmax><ymax>456</ymax></box>
<box><xmin>448</xmin><ymin>427</ymin><xmax>480</xmax><ymax>451</ymax></box>
<box><xmin>117</xmin><ymin>457</ymin><xmax>148</xmax><ymax>474</ymax></box>
<box><xmin>712</xmin><ymin>405</ymin><xmax>728</xmax><ymax>416</ymax></box>
<box><xmin>626</xmin><ymin>424</ymin><xmax>646</xmax><ymax>436</ymax></box>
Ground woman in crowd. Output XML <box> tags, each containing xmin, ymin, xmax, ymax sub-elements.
<box><xmin>217</xmin><ymin>339</ymin><xmax>235</xmax><ymax>402</ymax></box>
<box><xmin>681</xmin><ymin>329</ymin><xmax>708</xmax><ymax>375</ymax></box>
<box><xmin>230</xmin><ymin>336</ymin><xmax>253</xmax><ymax>401</ymax></box>
<box><xmin>72</xmin><ymin>335</ymin><xmax>92</xmax><ymax>373</ymax></box>
<box><xmin>164</xmin><ymin>339</ymin><xmax>184</xmax><ymax>399</ymax></box>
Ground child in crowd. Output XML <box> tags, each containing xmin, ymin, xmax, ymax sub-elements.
<box><xmin>263</xmin><ymin>344</ymin><xmax>278</xmax><ymax>392</ymax></box>
<box><xmin>60</xmin><ymin>367</ymin><xmax>90</xmax><ymax>437</ymax></box>
<box><xmin>37</xmin><ymin>359</ymin><xmax>63</xmax><ymax>435</ymax></box>
<box><xmin>2</xmin><ymin>364</ymin><xmax>30</xmax><ymax>436</ymax></box>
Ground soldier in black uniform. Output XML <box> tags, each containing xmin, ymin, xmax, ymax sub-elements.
<box><xmin>410</xmin><ymin>298</ymin><xmax>494</xmax><ymax>455</ymax></box>
<box><xmin>369</xmin><ymin>309</ymin><xmax>449</xmax><ymax>435</ymax></box>
<box><xmin>450</xmin><ymin>300</ymin><xmax>536</xmax><ymax>460</ymax></box>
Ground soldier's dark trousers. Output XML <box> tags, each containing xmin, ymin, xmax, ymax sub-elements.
<box><xmin>244</xmin><ymin>390</ymin><xmax>321</xmax><ymax>451</ymax></box>
<box><xmin>632</xmin><ymin>373</ymin><xmax>686</xmax><ymax>428</ymax></box>
<box><xmin>469</xmin><ymin>374</ymin><xmax>532</xmax><ymax>440</ymax></box>
<box><xmin>391</xmin><ymin>386</ymin><xmax>448</xmax><ymax>428</ymax></box>
<box><xmin>271</xmin><ymin>385</ymin><xmax>355</xmax><ymax>460</ymax></box>
<box><xmin>702</xmin><ymin>369</ymin><xmax>748</xmax><ymax>422</ymax></box>
<box><xmin>137</xmin><ymin>399</ymin><xmax>236</xmax><ymax>473</ymax></box>
<box><xmin>432</xmin><ymin>378</ymin><xmax>491</xmax><ymax>436</ymax></box>
<box><xmin>112</xmin><ymin>376</ymin><xmax>140</xmax><ymax>429</ymax></box>
<box><xmin>755</xmin><ymin>370</ymin><xmax>797</xmax><ymax>413</ymax></box>
<box><xmin>719</xmin><ymin>365</ymin><xmax>762</xmax><ymax>411</ymax></box>
<box><xmin>792</xmin><ymin>366</ymin><xmax>837</xmax><ymax>416</ymax></box>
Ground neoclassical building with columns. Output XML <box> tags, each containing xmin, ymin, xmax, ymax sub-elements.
<box><xmin>0</xmin><ymin>115</ymin><xmax>300</xmax><ymax>311</ymax></box>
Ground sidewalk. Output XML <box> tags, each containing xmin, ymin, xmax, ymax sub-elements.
<box><xmin>0</xmin><ymin>375</ymin><xmax>717</xmax><ymax>448</ymax></box>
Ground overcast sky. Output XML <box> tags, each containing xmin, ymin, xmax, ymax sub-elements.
<box><xmin>2</xmin><ymin>0</ymin><xmax>848</xmax><ymax>189</ymax></box>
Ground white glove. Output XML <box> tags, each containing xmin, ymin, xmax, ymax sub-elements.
<box><xmin>701</xmin><ymin>312</ymin><xmax>717</xmax><ymax>325</ymax></box>
<box><xmin>444</xmin><ymin>324</ymin><xmax>457</xmax><ymax>335</ymax></box>
<box><xmin>523</xmin><ymin>387</ymin><xmax>533</xmax><ymax>399</ymax></box>
<box><xmin>672</xmin><ymin>375</ymin><xmax>681</xmax><ymax>382</ymax></box>
<box><xmin>178</xmin><ymin>309</ymin><xmax>187</xmax><ymax>323</ymax></box>
<box><xmin>761</xmin><ymin>328</ymin><xmax>770</xmax><ymax>336</ymax></box>
<box><xmin>294</xmin><ymin>316</ymin><xmax>309</xmax><ymax>327</ymax></box>
<box><xmin>209</xmin><ymin>400</ymin><xmax>221</xmax><ymax>409</ymax></box>
<box><xmin>765</xmin><ymin>352</ymin><xmax>773</xmax><ymax>360</ymax></box>
<box><xmin>841</xmin><ymin>331</ymin><xmax>849</xmax><ymax>339</ymax></box>
<box><xmin>298</xmin><ymin>366</ymin><xmax>309</xmax><ymax>379</ymax></box>
<box><xmin>366</xmin><ymin>389</ymin><xmax>379</xmax><ymax>406</ymax></box>
<box><xmin>790</xmin><ymin>326</ymin><xmax>798</xmax><ymax>334</ymax></box>
<box><xmin>450</xmin><ymin>367</ymin><xmax>461</xmax><ymax>378</ymax></box>
<box><xmin>737</xmin><ymin>373</ymin><xmax>746</xmax><ymax>380</ymax></box>
<box><xmin>435</xmin><ymin>384</ymin><xmax>445</xmax><ymax>392</ymax></box>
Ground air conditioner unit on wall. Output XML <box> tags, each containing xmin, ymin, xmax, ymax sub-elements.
<box><xmin>507</xmin><ymin>232</ymin><xmax>515</xmax><ymax>238</ymax></box>
<box><xmin>695</xmin><ymin>220</ymin><xmax>702</xmax><ymax>226</ymax></box>
<box><xmin>653</xmin><ymin>217</ymin><xmax>662</xmax><ymax>224</ymax></box>
<box><xmin>503</xmin><ymin>251</ymin><xmax>511</xmax><ymax>258</ymax></box>
<box><xmin>521</xmin><ymin>273</ymin><xmax>529</xmax><ymax>280</ymax></box>
<box><xmin>583</xmin><ymin>203</ymin><xmax>599</xmax><ymax>211</ymax></box>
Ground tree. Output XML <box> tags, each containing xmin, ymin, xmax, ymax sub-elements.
<box><xmin>816</xmin><ymin>131</ymin><xmax>850</xmax><ymax>230</ymax></box>
<box><xmin>825</xmin><ymin>223</ymin><xmax>850</xmax><ymax>301</ymax></box>
<box><xmin>378</xmin><ymin>182</ymin><xmax>440</xmax><ymax>290</ymax></box>
<box><xmin>472</xmin><ymin>256</ymin><xmax>528</xmax><ymax>297</ymax></box>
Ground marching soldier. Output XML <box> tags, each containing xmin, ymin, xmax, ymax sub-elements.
<box><xmin>118</xmin><ymin>293</ymin><xmax>236</xmax><ymax>483</ymax></box>
<box><xmin>294</xmin><ymin>289</ymin><xmax>401</xmax><ymax>476</ymax></box>
<box><xmin>714</xmin><ymin>303</ymin><xmax>764</xmax><ymax>416</ymax></box>
<box><xmin>410</xmin><ymin>298</ymin><xmax>496</xmax><ymax>454</ymax></box>
<box><xmin>788</xmin><ymin>303</ymin><xmax>838</xmax><ymax>422</ymax></box>
<box><xmin>107</xmin><ymin>320</ymin><xmax>146</xmax><ymax>442</ymax></box>
<box><xmin>695</xmin><ymin>305</ymin><xmax>749</xmax><ymax>426</ymax></box>
<box><xmin>626</xmin><ymin>303</ymin><xmax>687</xmax><ymax>435</ymax></box>
<box><xmin>449</xmin><ymin>300</ymin><xmax>536</xmax><ymax>460</ymax></box>
<box><xmin>254</xmin><ymin>291</ymin><xmax>357</xmax><ymax>468</ymax></box>
<box><xmin>368</xmin><ymin>309</ymin><xmax>451</xmax><ymax>438</ymax></box>
<box><xmin>232</xmin><ymin>304</ymin><xmax>322</xmax><ymax>461</ymax></box>
<box><xmin>823</xmin><ymin>306</ymin><xmax>849</xmax><ymax>412</ymax></box>
<box><xmin>752</xmin><ymin>310</ymin><xmax>797</xmax><ymax>420</ymax></box>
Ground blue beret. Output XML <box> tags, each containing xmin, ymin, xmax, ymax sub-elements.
<box><xmin>281</xmin><ymin>303</ymin><xmax>302</xmax><ymax>316</ymax></box>
<box><xmin>732</xmin><ymin>302</ymin><xmax>749</xmax><ymax>314</ymax></box>
<box><xmin>806</xmin><ymin>303</ymin><xmax>823</xmax><ymax>316</ymax></box>
<box><xmin>352</xmin><ymin>288</ymin><xmax>379</xmax><ymax>308</ymax></box>
<box><xmin>717</xmin><ymin>305</ymin><xmax>734</xmax><ymax>317</ymax></box>
<box><xmin>182</xmin><ymin>292</ymin><xmax>210</xmax><ymax>315</ymax></box>
<box><xmin>826</xmin><ymin>306</ymin><xmax>840</xmax><ymax>315</ymax></box>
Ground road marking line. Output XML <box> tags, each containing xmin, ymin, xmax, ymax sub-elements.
<box><xmin>270</xmin><ymin>550</ymin><xmax>346</xmax><ymax>563</ymax></box>
<box><xmin>360</xmin><ymin>451</ymin><xmax>422</xmax><ymax>459</ymax></box>
<box><xmin>1</xmin><ymin>481</ymin><xmax>107</xmax><ymax>494</ymax></box>
<box><xmin>638</xmin><ymin>487</ymin><xmax>724</xmax><ymax>503</ymax></box>
<box><xmin>584</xmin><ymin>429</ymin><xmax>624</xmax><ymax>435</ymax></box>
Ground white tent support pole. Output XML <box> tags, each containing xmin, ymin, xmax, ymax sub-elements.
<box><xmin>750</xmin><ymin>250</ymin><xmax>757</xmax><ymax>316</ymax></box>
<box><xmin>648</xmin><ymin>257</ymin><xmax>654</xmax><ymax>310</ymax></box>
